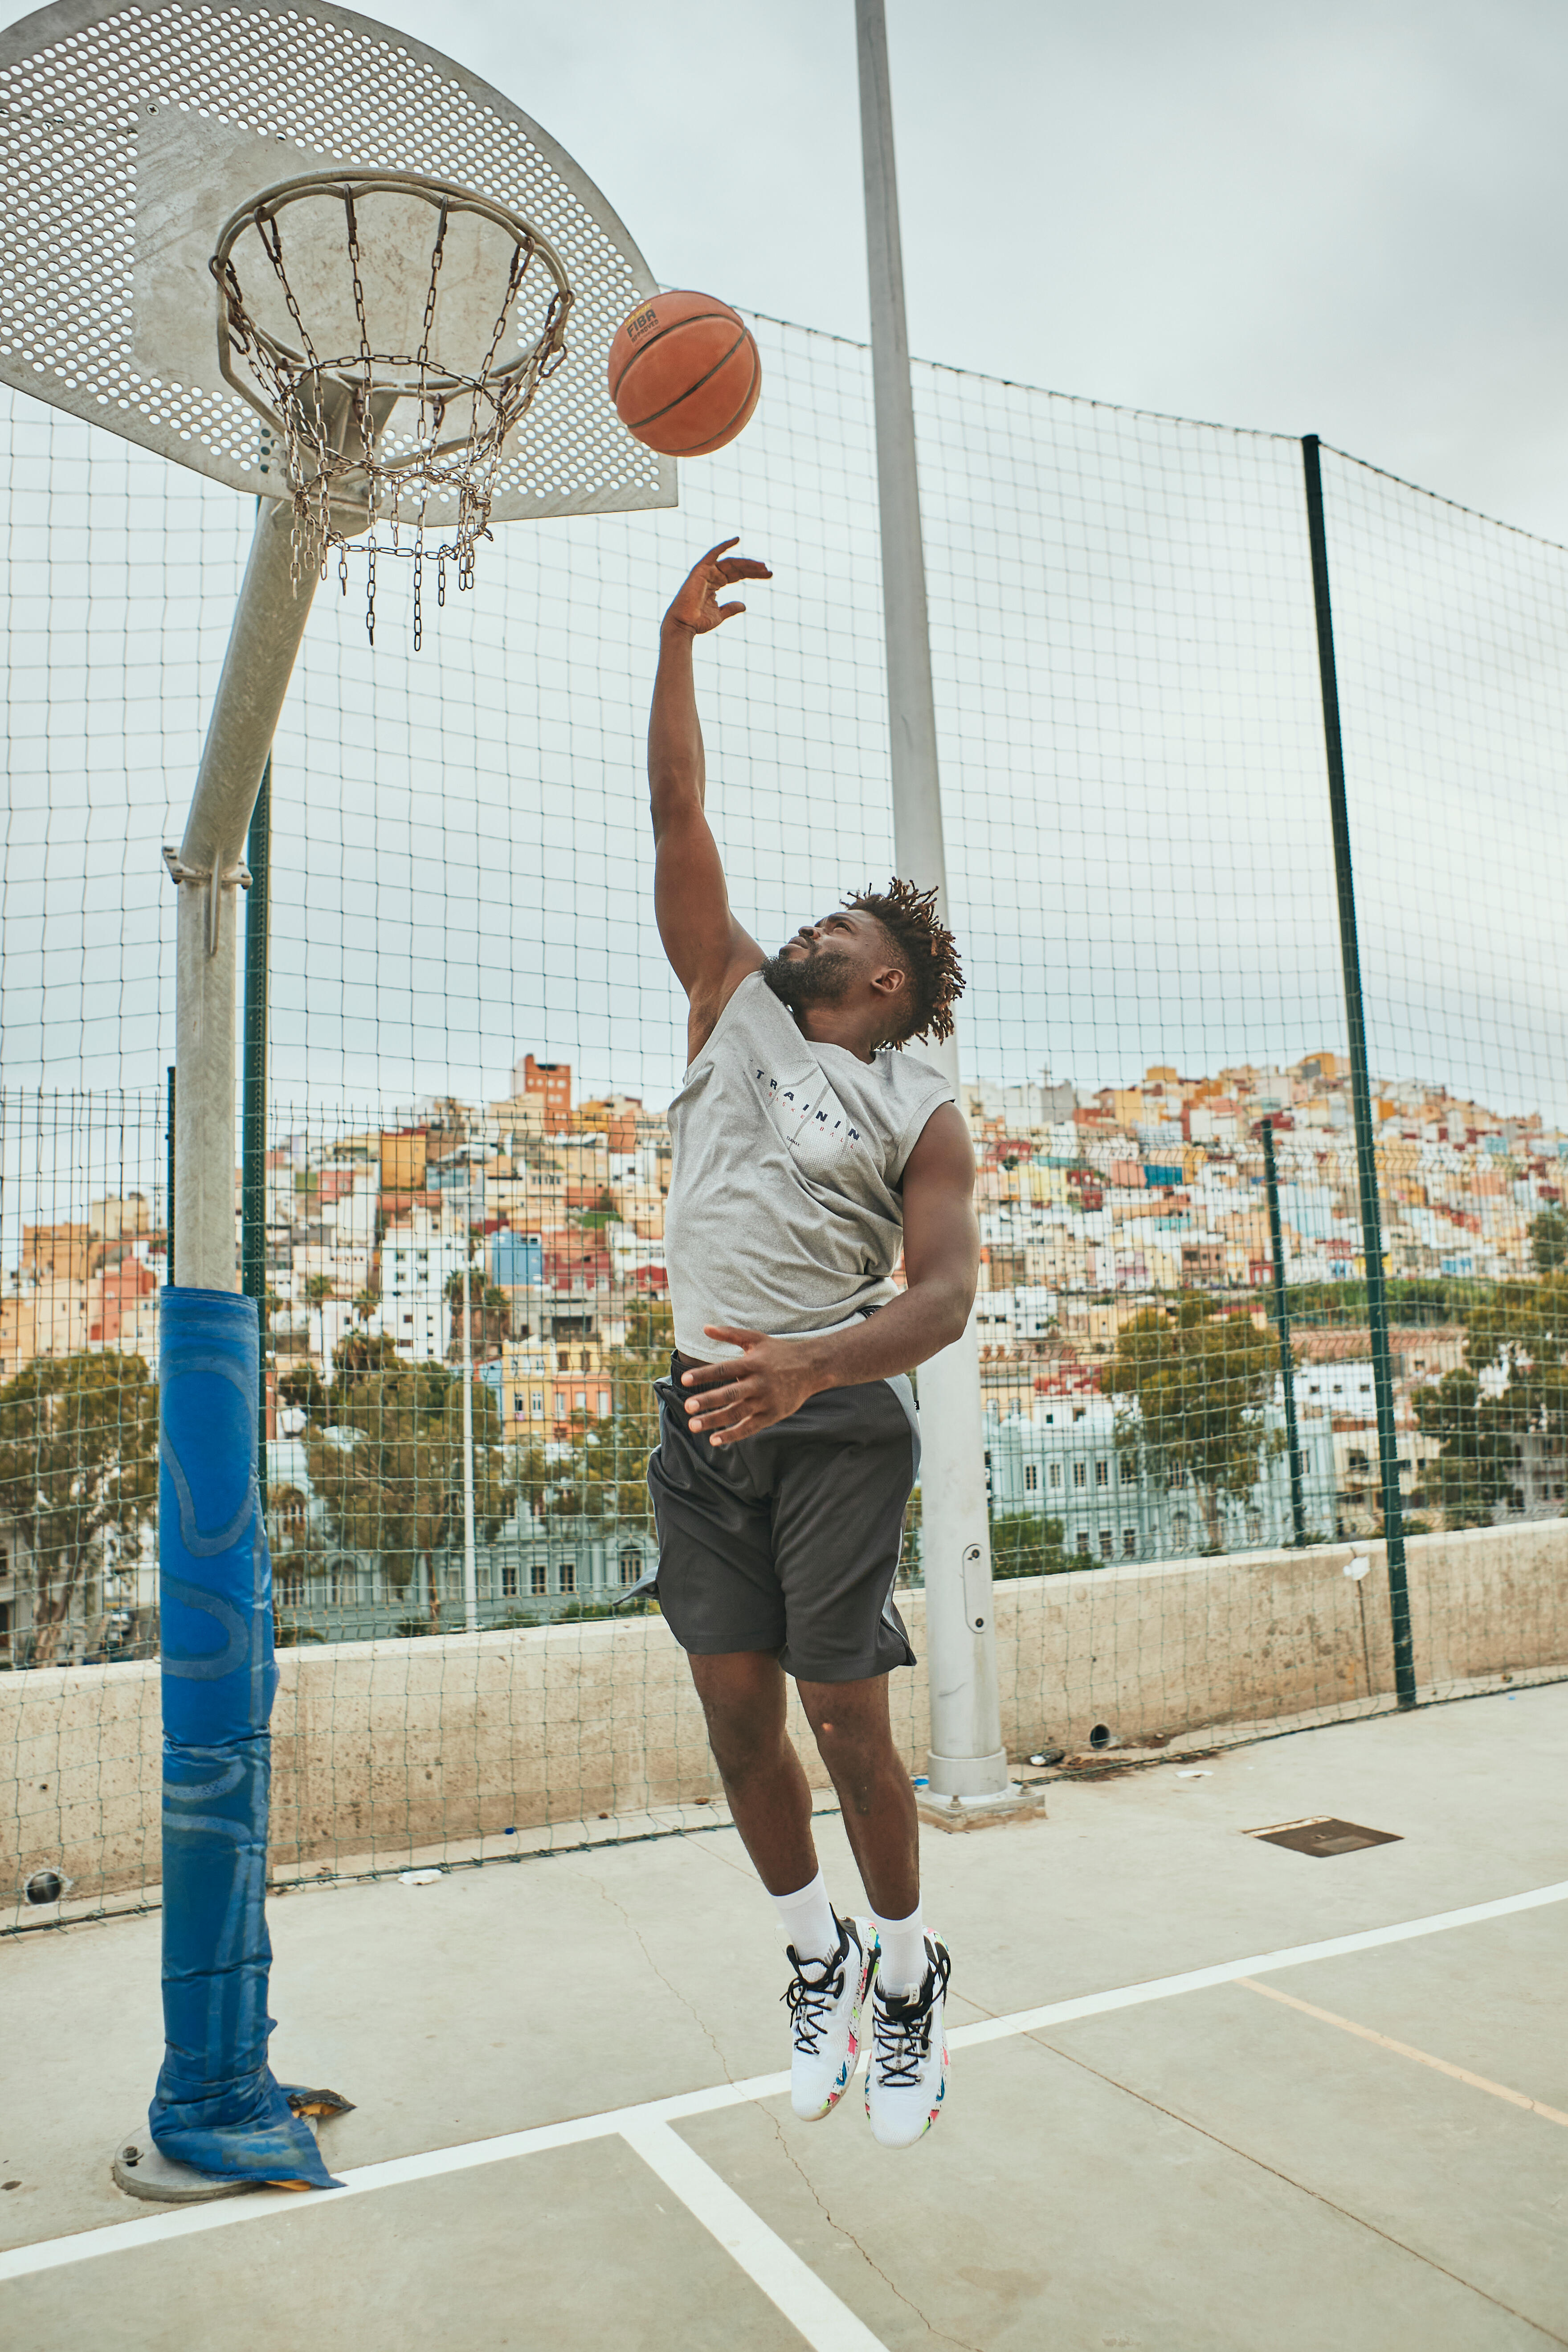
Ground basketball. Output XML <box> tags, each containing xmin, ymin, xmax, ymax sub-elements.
<box><xmin>608</xmin><ymin>290</ymin><xmax>761</xmax><ymax>457</ymax></box>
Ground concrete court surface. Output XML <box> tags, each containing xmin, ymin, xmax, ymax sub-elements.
<box><xmin>1</xmin><ymin>1685</ymin><xmax>1567</xmax><ymax>2352</ymax></box>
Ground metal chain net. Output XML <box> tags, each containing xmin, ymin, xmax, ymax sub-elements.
<box><xmin>214</xmin><ymin>176</ymin><xmax>572</xmax><ymax>643</ymax></box>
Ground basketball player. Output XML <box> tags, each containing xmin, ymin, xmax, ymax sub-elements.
<box><xmin>644</xmin><ymin>540</ymin><xmax>979</xmax><ymax>2148</ymax></box>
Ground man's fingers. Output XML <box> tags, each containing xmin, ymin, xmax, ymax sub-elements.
<box><xmin>715</xmin><ymin>601</ymin><xmax>746</xmax><ymax>623</ymax></box>
<box><xmin>694</xmin><ymin>536</ymin><xmax>740</xmax><ymax>567</ymax></box>
<box><xmin>709</xmin><ymin>1413</ymin><xmax>766</xmax><ymax>1447</ymax></box>
<box><xmin>715</xmin><ymin>559</ymin><xmax>773</xmax><ymax>581</ymax></box>
<box><xmin>681</xmin><ymin>1359</ymin><xmax>745</xmax><ymax>1390</ymax></box>
<box><xmin>691</xmin><ymin>1396</ymin><xmax>753</xmax><ymax>1433</ymax></box>
<box><xmin>702</xmin><ymin>1326</ymin><xmax>767</xmax><ymax>1348</ymax></box>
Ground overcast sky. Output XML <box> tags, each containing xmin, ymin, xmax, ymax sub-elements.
<box><xmin>326</xmin><ymin>0</ymin><xmax>1568</xmax><ymax>544</ymax></box>
<box><xmin>4</xmin><ymin>0</ymin><xmax>1566</xmax><ymax>1147</ymax></box>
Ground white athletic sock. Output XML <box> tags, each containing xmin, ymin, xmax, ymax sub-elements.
<box><xmin>872</xmin><ymin>1901</ymin><xmax>927</xmax><ymax>1998</ymax></box>
<box><xmin>772</xmin><ymin>1870</ymin><xmax>839</xmax><ymax>1965</ymax></box>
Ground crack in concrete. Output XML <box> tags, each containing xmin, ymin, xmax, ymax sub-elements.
<box><xmin>763</xmin><ymin>2094</ymin><xmax>985</xmax><ymax>2352</ymax></box>
<box><xmin>580</xmin><ymin>1863</ymin><xmax>737</xmax><ymax>2087</ymax></box>
<box><xmin>1023</xmin><ymin>2031</ymin><xmax>1568</xmax><ymax>2352</ymax></box>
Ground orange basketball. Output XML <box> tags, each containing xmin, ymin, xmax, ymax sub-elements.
<box><xmin>608</xmin><ymin>291</ymin><xmax>761</xmax><ymax>457</ymax></box>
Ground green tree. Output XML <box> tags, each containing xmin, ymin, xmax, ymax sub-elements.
<box><xmin>443</xmin><ymin>1268</ymin><xmax>512</xmax><ymax>1357</ymax></box>
<box><xmin>1104</xmin><ymin>1294</ymin><xmax>1280</xmax><ymax>1552</ymax></box>
<box><xmin>988</xmin><ymin>1511</ymin><xmax>1070</xmax><ymax>1579</ymax></box>
<box><xmin>306</xmin><ymin>1364</ymin><xmax>511</xmax><ymax>1629</ymax></box>
<box><xmin>570</xmin><ymin>1299</ymin><xmax>675</xmax><ymax>1533</ymax></box>
<box><xmin>0</xmin><ymin>1351</ymin><xmax>158</xmax><ymax>1666</ymax></box>
<box><xmin>1529</xmin><ymin>1206</ymin><xmax>1568</xmax><ymax>1274</ymax></box>
<box><xmin>332</xmin><ymin>1329</ymin><xmax>402</xmax><ymax>1386</ymax></box>
<box><xmin>1411</xmin><ymin>1270</ymin><xmax>1568</xmax><ymax>1527</ymax></box>
<box><xmin>277</xmin><ymin>1357</ymin><xmax>329</xmax><ymax>1427</ymax></box>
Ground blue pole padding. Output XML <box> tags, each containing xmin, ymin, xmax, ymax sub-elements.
<box><xmin>149</xmin><ymin>1286</ymin><xmax>339</xmax><ymax>2189</ymax></box>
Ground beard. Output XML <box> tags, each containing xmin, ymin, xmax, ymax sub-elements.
<box><xmin>760</xmin><ymin>946</ymin><xmax>858</xmax><ymax>1014</ymax></box>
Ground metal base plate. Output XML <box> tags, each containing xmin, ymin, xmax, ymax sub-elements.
<box><xmin>916</xmin><ymin>1781</ymin><xmax>1047</xmax><ymax>1834</ymax></box>
<box><xmin>111</xmin><ymin>2113</ymin><xmax>324</xmax><ymax>2205</ymax></box>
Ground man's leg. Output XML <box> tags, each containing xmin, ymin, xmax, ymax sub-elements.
<box><xmin>688</xmin><ymin>1650</ymin><xmax>818</xmax><ymax>1895</ymax></box>
<box><xmin>795</xmin><ymin>1671</ymin><xmax>917</xmax><ymax>1920</ymax></box>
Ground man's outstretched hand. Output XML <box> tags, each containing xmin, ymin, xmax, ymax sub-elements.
<box><xmin>663</xmin><ymin>539</ymin><xmax>772</xmax><ymax>637</ymax></box>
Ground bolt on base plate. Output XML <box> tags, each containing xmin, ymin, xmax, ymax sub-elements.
<box><xmin>915</xmin><ymin>1781</ymin><xmax>1046</xmax><ymax>1834</ymax></box>
<box><xmin>112</xmin><ymin>2133</ymin><xmax>267</xmax><ymax>2203</ymax></box>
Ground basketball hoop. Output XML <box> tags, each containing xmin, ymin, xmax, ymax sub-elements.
<box><xmin>211</xmin><ymin>172</ymin><xmax>574</xmax><ymax>641</ymax></box>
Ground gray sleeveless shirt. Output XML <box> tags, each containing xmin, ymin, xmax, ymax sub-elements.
<box><xmin>663</xmin><ymin>972</ymin><xmax>955</xmax><ymax>1361</ymax></box>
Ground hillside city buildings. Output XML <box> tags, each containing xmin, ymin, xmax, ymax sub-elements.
<box><xmin>3</xmin><ymin>1045</ymin><xmax>1564</xmax><ymax>1662</ymax></box>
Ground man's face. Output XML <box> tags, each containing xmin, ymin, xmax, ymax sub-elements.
<box><xmin>760</xmin><ymin>909</ymin><xmax>897</xmax><ymax>1019</ymax></box>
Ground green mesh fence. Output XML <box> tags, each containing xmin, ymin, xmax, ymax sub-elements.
<box><xmin>4</xmin><ymin>315</ymin><xmax>1567</xmax><ymax>1931</ymax></box>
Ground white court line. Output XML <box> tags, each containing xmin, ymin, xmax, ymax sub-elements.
<box><xmin>4</xmin><ymin>1874</ymin><xmax>1566</xmax><ymax>2290</ymax></box>
<box><xmin>622</xmin><ymin>2119</ymin><xmax>888</xmax><ymax>2352</ymax></box>
<box><xmin>948</xmin><ymin>1876</ymin><xmax>1568</xmax><ymax>2049</ymax></box>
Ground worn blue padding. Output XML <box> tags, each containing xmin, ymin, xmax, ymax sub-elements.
<box><xmin>149</xmin><ymin>1286</ymin><xmax>339</xmax><ymax>2190</ymax></box>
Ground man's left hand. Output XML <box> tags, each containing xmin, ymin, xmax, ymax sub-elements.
<box><xmin>681</xmin><ymin>1329</ymin><xmax>822</xmax><ymax>1444</ymax></box>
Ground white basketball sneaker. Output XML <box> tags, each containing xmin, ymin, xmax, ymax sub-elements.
<box><xmin>784</xmin><ymin>1914</ymin><xmax>877</xmax><ymax>2121</ymax></box>
<box><xmin>865</xmin><ymin>1934</ymin><xmax>951</xmax><ymax>2149</ymax></box>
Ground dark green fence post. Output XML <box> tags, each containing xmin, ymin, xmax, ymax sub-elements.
<box><xmin>241</xmin><ymin>752</ymin><xmax>271</xmax><ymax>1513</ymax></box>
<box><xmin>1261</xmin><ymin>1117</ymin><xmax>1307</xmax><ymax>1544</ymax></box>
<box><xmin>1301</xmin><ymin>435</ymin><xmax>1415</xmax><ymax>1705</ymax></box>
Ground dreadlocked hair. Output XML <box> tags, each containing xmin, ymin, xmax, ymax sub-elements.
<box><xmin>844</xmin><ymin>877</ymin><xmax>965</xmax><ymax>1047</ymax></box>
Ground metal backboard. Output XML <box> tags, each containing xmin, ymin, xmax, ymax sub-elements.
<box><xmin>0</xmin><ymin>0</ymin><xmax>676</xmax><ymax>522</ymax></box>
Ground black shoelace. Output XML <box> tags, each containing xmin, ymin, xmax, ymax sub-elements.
<box><xmin>783</xmin><ymin>1933</ymin><xmax>849</xmax><ymax>2056</ymax></box>
<box><xmin>872</xmin><ymin>1947</ymin><xmax>951</xmax><ymax>2087</ymax></box>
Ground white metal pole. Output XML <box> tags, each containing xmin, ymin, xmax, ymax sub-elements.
<box><xmin>461</xmin><ymin>1205</ymin><xmax>479</xmax><ymax>1633</ymax></box>
<box><xmin>167</xmin><ymin>501</ymin><xmax>318</xmax><ymax>1290</ymax></box>
<box><xmin>856</xmin><ymin>0</ymin><xmax>1013</xmax><ymax>1807</ymax></box>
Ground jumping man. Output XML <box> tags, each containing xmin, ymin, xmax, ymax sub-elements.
<box><xmin>645</xmin><ymin>540</ymin><xmax>980</xmax><ymax>2148</ymax></box>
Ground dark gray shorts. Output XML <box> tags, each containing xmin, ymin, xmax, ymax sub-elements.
<box><xmin>645</xmin><ymin>1355</ymin><xmax>920</xmax><ymax>1682</ymax></box>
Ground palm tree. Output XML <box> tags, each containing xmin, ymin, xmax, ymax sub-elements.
<box><xmin>303</xmin><ymin>1274</ymin><xmax>335</xmax><ymax>1372</ymax></box>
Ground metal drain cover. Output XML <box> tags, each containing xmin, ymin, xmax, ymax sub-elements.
<box><xmin>1248</xmin><ymin>1816</ymin><xmax>1402</xmax><ymax>1858</ymax></box>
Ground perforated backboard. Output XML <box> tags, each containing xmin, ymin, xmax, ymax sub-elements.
<box><xmin>0</xmin><ymin>0</ymin><xmax>676</xmax><ymax>523</ymax></box>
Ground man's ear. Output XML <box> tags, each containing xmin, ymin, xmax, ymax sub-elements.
<box><xmin>870</xmin><ymin>962</ymin><xmax>907</xmax><ymax>1003</ymax></box>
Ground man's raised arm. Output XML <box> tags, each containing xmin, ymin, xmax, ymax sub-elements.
<box><xmin>649</xmin><ymin>540</ymin><xmax>771</xmax><ymax>1059</ymax></box>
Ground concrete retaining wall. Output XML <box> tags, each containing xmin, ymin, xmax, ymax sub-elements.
<box><xmin>4</xmin><ymin>1521</ymin><xmax>1565</xmax><ymax>1903</ymax></box>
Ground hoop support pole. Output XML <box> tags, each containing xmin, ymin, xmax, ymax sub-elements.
<box><xmin>857</xmin><ymin>0</ymin><xmax>1012</xmax><ymax>1810</ymax></box>
<box><xmin>146</xmin><ymin>497</ymin><xmax>334</xmax><ymax>2197</ymax></box>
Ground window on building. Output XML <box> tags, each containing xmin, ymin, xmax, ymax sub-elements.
<box><xmin>328</xmin><ymin>1563</ymin><xmax>356</xmax><ymax>1607</ymax></box>
<box><xmin>1024</xmin><ymin>1463</ymin><xmax>1038</xmax><ymax>1492</ymax></box>
<box><xmin>446</xmin><ymin>1563</ymin><xmax>462</xmax><ymax>1596</ymax></box>
<box><xmin>1122</xmin><ymin>1528</ymin><xmax>1136</xmax><ymax>1558</ymax></box>
<box><xmin>530</xmin><ymin>1560</ymin><xmax>547</xmax><ymax>1595</ymax></box>
<box><xmin>276</xmin><ymin>1566</ymin><xmax>305</xmax><ymax>1608</ymax></box>
<box><xmin>1120</xmin><ymin>1457</ymin><xmax>1136</xmax><ymax>1485</ymax></box>
<box><xmin>1072</xmin><ymin>1461</ymin><xmax>1086</xmax><ymax>1489</ymax></box>
<box><xmin>559</xmin><ymin>1558</ymin><xmax>576</xmax><ymax>1594</ymax></box>
<box><xmin>574</xmin><ymin>1391</ymin><xmax>588</xmax><ymax>1413</ymax></box>
<box><xmin>1245</xmin><ymin>1510</ymin><xmax>1263</xmax><ymax>1543</ymax></box>
<box><xmin>502</xmin><ymin>1560</ymin><xmax>519</xmax><ymax>1598</ymax></box>
<box><xmin>1095</xmin><ymin>1460</ymin><xmax>1108</xmax><ymax>1487</ymax></box>
<box><xmin>597</xmin><ymin>1389</ymin><xmax>612</xmax><ymax>1417</ymax></box>
<box><xmin>1098</xmin><ymin>1530</ymin><xmax>1113</xmax><ymax>1559</ymax></box>
<box><xmin>1172</xmin><ymin>1511</ymin><xmax>1191</xmax><ymax>1548</ymax></box>
<box><xmin>1075</xmin><ymin>1531</ymin><xmax>1090</xmax><ymax>1555</ymax></box>
<box><xmin>531</xmin><ymin>1391</ymin><xmax>543</xmax><ymax>1416</ymax></box>
<box><xmin>619</xmin><ymin>1548</ymin><xmax>641</xmax><ymax>1587</ymax></box>
<box><xmin>1049</xmin><ymin>1462</ymin><xmax>1062</xmax><ymax>1486</ymax></box>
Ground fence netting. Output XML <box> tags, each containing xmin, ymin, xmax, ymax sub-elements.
<box><xmin>4</xmin><ymin>315</ymin><xmax>1566</xmax><ymax>1928</ymax></box>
